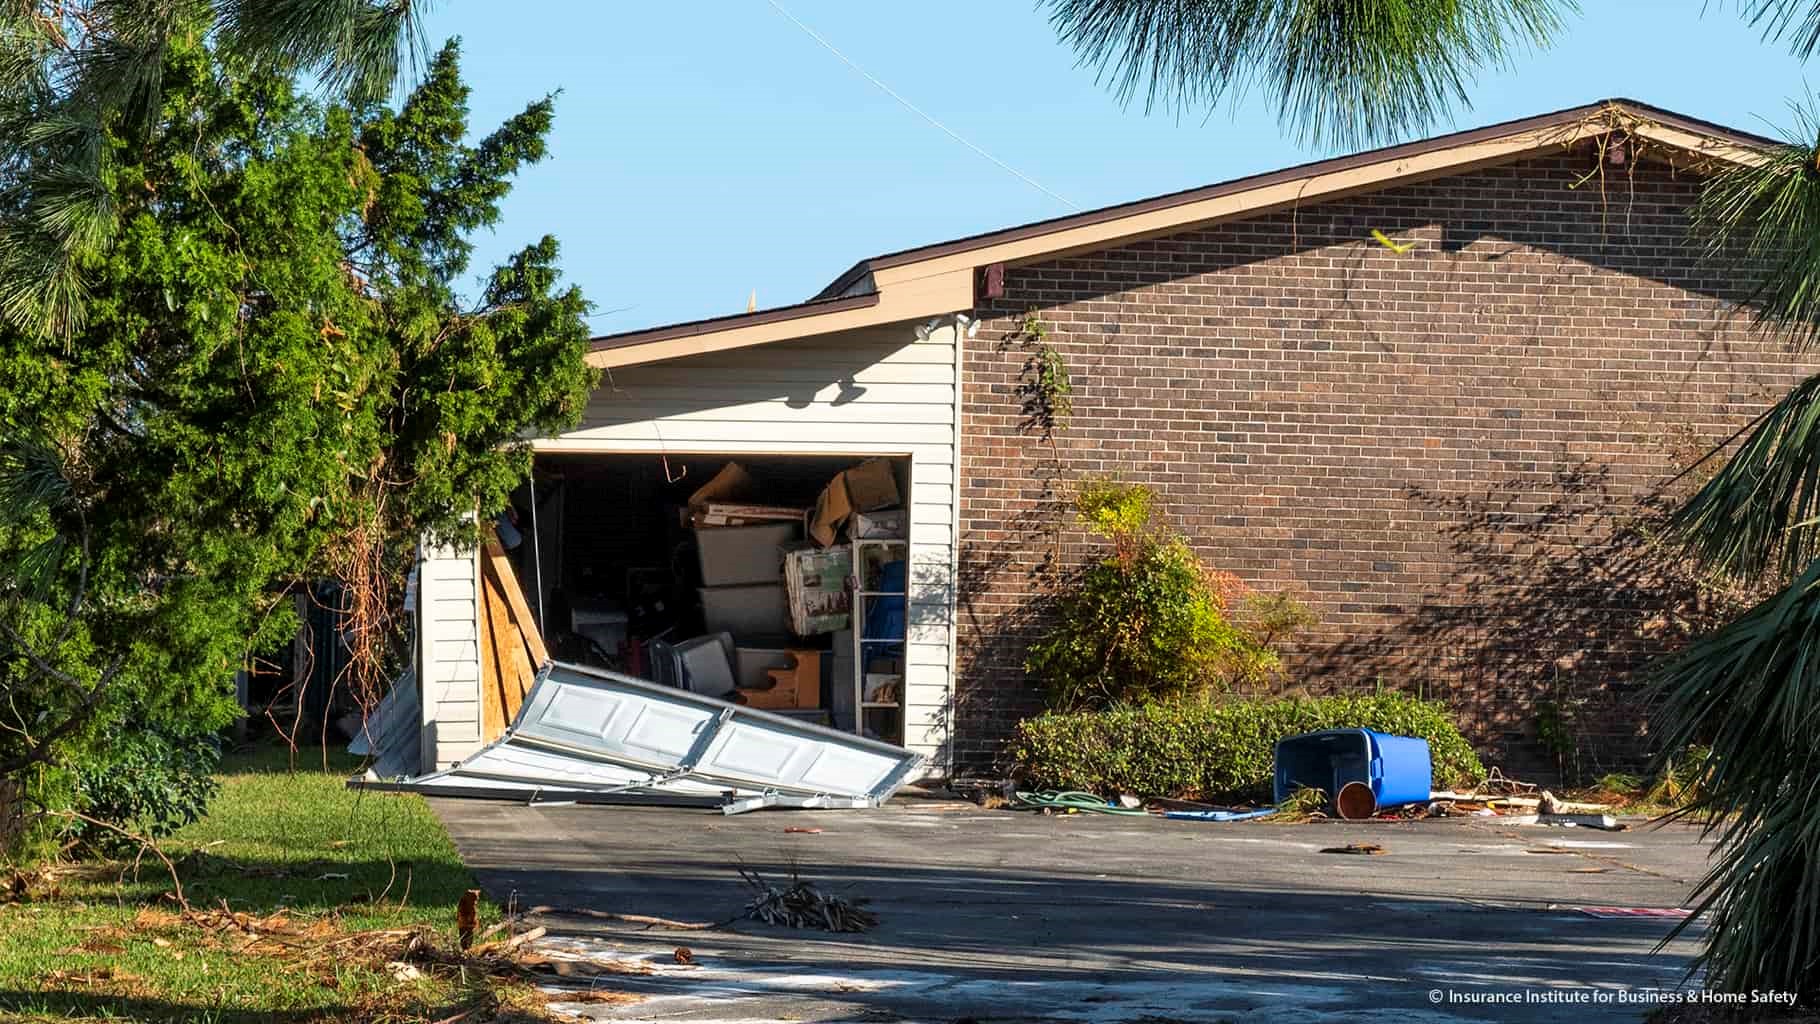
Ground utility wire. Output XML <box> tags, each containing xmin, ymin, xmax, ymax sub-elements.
<box><xmin>763</xmin><ymin>0</ymin><xmax>1077</xmax><ymax>211</ymax></box>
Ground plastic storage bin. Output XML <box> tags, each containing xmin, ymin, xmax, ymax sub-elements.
<box><xmin>698</xmin><ymin>583</ymin><xmax>790</xmax><ymax>635</ymax></box>
<box><xmin>695</xmin><ymin>522</ymin><xmax>799</xmax><ymax>586</ymax></box>
<box><xmin>1272</xmin><ymin>728</ymin><xmax>1432</xmax><ymax>813</ymax></box>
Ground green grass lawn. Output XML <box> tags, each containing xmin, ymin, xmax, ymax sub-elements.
<box><xmin>0</xmin><ymin>745</ymin><xmax>509</xmax><ymax>1023</ymax></box>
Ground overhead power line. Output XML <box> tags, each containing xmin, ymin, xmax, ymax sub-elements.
<box><xmin>763</xmin><ymin>0</ymin><xmax>1078</xmax><ymax>211</ymax></box>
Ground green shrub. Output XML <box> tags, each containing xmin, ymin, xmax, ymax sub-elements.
<box><xmin>1596</xmin><ymin>772</ymin><xmax>1644</xmax><ymax>796</ymax></box>
<box><xmin>71</xmin><ymin>728</ymin><xmax>220</xmax><ymax>849</ymax></box>
<box><xmin>1013</xmin><ymin>693</ymin><xmax>1486</xmax><ymax>800</ymax></box>
<box><xmin>1644</xmin><ymin>743</ymin><xmax>1712</xmax><ymax>806</ymax></box>
<box><xmin>1026</xmin><ymin>479</ymin><xmax>1311</xmax><ymax>708</ymax></box>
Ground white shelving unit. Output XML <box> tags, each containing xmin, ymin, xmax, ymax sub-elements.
<box><xmin>849</xmin><ymin>536</ymin><xmax>908</xmax><ymax>742</ymax></box>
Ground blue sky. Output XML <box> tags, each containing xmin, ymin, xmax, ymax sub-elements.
<box><xmin>421</xmin><ymin>2</ymin><xmax>1813</xmax><ymax>335</ymax></box>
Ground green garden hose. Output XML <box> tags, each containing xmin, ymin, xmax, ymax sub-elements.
<box><xmin>1011</xmin><ymin>789</ymin><xmax>1152</xmax><ymax>815</ymax></box>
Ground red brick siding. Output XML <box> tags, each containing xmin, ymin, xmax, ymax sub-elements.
<box><xmin>955</xmin><ymin>148</ymin><xmax>1813</xmax><ymax>777</ymax></box>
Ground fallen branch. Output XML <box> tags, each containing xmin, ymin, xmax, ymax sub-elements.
<box><xmin>525</xmin><ymin>905</ymin><xmax>719</xmax><ymax>931</ymax></box>
<box><xmin>498</xmin><ymin>925</ymin><xmax>545</xmax><ymax>949</ymax></box>
<box><xmin>45</xmin><ymin>809</ymin><xmax>188</xmax><ymax>911</ymax></box>
<box><xmin>737</xmin><ymin>867</ymin><xmax>876</xmax><ymax>932</ymax></box>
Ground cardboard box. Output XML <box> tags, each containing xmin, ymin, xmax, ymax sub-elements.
<box><xmin>741</xmin><ymin>650</ymin><xmax>821</xmax><ymax>710</ymax></box>
<box><xmin>688</xmin><ymin>461</ymin><xmax>755</xmax><ymax>507</ymax></box>
<box><xmin>692</xmin><ymin>503</ymin><xmax>805</xmax><ymax>528</ymax></box>
<box><xmin>852</xmin><ymin>508</ymin><xmax>907</xmax><ymax>539</ymax></box>
<box><xmin>808</xmin><ymin>474</ymin><xmax>853</xmax><ymax>547</ymax></box>
<box><xmin>808</xmin><ymin>458</ymin><xmax>902</xmax><ymax>546</ymax></box>
<box><xmin>695</xmin><ymin>522</ymin><xmax>798</xmax><ymax>586</ymax></box>
<box><xmin>685</xmin><ymin>462</ymin><xmax>806</xmax><ymax>527</ymax></box>
<box><xmin>843</xmin><ymin>458</ymin><xmax>899</xmax><ymax>512</ymax></box>
<box><xmin>863</xmin><ymin>672</ymin><xmax>902</xmax><ymax>705</ymax></box>
<box><xmin>783</xmin><ymin>546</ymin><xmax>851</xmax><ymax>634</ymax></box>
<box><xmin>733</xmin><ymin>645</ymin><xmax>796</xmax><ymax>689</ymax></box>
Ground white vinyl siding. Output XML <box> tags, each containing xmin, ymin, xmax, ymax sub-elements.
<box><xmin>417</xmin><ymin>543</ymin><xmax>483</xmax><ymax>771</ymax></box>
<box><xmin>540</xmin><ymin>319</ymin><xmax>961</xmax><ymax>772</ymax></box>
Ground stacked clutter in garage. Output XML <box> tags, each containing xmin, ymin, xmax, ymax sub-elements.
<box><xmin>635</xmin><ymin>457</ymin><xmax>907</xmax><ymax>742</ymax></box>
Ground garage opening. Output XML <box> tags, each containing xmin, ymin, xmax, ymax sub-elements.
<box><xmin>502</xmin><ymin>452</ymin><xmax>913</xmax><ymax>746</ymax></box>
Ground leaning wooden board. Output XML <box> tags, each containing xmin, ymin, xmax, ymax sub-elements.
<box><xmin>479</xmin><ymin>539</ymin><xmax>547</xmax><ymax>743</ymax></box>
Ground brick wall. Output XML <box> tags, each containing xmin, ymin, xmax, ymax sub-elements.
<box><xmin>955</xmin><ymin>146</ymin><xmax>1814</xmax><ymax>778</ymax></box>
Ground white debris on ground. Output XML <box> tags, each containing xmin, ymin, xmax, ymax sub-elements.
<box><xmin>528</xmin><ymin>931</ymin><xmax>1686</xmax><ymax>1024</ymax></box>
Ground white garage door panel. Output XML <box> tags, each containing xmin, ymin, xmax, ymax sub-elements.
<box><xmin>452</xmin><ymin>744</ymin><xmax>731</xmax><ymax>797</ymax></box>
<box><xmin>380</xmin><ymin>660</ymin><xmax>923</xmax><ymax>811</ymax></box>
<box><xmin>520</xmin><ymin>681</ymin><xmax>716</xmax><ymax>768</ymax></box>
<box><xmin>698</xmin><ymin>719</ymin><xmax>907</xmax><ymax>797</ymax></box>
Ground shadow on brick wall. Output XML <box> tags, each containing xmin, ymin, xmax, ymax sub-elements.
<box><xmin>1298</xmin><ymin>457</ymin><xmax>1731</xmax><ymax>780</ymax></box>
<box><xmin>953</xmin><ymin>457</ymin><xmax>1740</xmax><ymax>781</ymax></box>
<box><xmin>948</xmin><ymin>152</ymin><xmax>1779</xmax><ymax>779</ymax></box>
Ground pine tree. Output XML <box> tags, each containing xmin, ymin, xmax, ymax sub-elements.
<box><xmin>0</xmin><ymin>0</ymin><xmax>424</xmax><ymax>339</ymax></box>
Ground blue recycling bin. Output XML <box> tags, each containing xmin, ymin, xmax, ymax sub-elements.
<box><xmin>1273</xmin><ymin>728</ymin><xmax>1432</xmax><ymax>812</ymax></box>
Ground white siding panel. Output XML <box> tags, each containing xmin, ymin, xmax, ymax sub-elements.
<box><xmin>588</xmin><ymin>400</ymin><xmax>954</xmax><ymax>426</ymax></box>
<box><xmin>903</xmin><ymin>663</ymin><xmax>951</xmax><ymax>693</ymax></box>
<box><xmin>629</xmin><ymin>362</ymin><xmax>955</xmax><ymax>387</ymax></box>
<box><xmin>427</xmin><ymin>653</ymin><xmax>478</xmax><ymax>681</ymax></box>
<box><xmin>563</xmin><ymin>421</ymin><xmax>954</xmax><ymax>447</ymax></box>
<box><xmin>435</xmin><ymin>700</ymin><xmax>479</xmax><ymax>726</ymax></box>
<box><xmin>671</xmin><ymin>336</ymin><xmax>956</xmax><ymax>365</ymax></box>
<box><xmin>536</xmin><ymin>437</ymin><xmax>954</xmax><ymax>466</ymax></box>
<box><xmin>907</xmin><ymin>643</ymin><xmax>951</xmax><ymax>667</ymax></box>
<box><xmin>907</xmin><ymin>523</ymin><xmax>953</xmax><ymax>548</ymax></box>
<box><xmin>424</xmin><ymin>560</ymin><xmax>475</xmax><ymax>582</ymax></box>
<box><xmin>542</xmin><ymin>318</ymin><xmax>963</xmax><ymax>772</ymax></box>
<box><xmin>429</xmin><ymin>606</ymin><xmax>476</xmax><ymax>631</ymax></box>
<box><xmin>417</xmin><ymin>543</ymin><xmax>483</xmax><ymax>771</ymax></box>
<box><xmin>903</xmin><ymin>722</ymin><xmax>948</xmax><ymax>752</ymax></box>
<box><xmin>594</xmin><ymin>382</ymin><xmax>955</xmax><ymax>406</ymax></box>
<box><xmin>911</xmin><ymin>483</ymin><xmax>953</xmax><ymax>510</ymax></box>
<box><xmin>911</xmin><ymin>500</ymin><xmax>952</xmax><ymax>525</ymax></box>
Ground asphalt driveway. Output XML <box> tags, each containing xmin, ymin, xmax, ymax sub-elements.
<box><xmin>430</xmin><ymin>795</ymin><xmax>1717</xmax><ymax>1023</ymax></box>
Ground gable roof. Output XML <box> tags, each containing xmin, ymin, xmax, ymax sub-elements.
<box><xmin>590</xmin><ymin>99</ymin><xmax>1774</xmax><ymax>368</ymax></box>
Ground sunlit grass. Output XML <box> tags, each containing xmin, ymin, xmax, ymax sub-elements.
<box><xmin>0</xmin><ymin>746</ymin><xmax>500</xmax><ymax>1022</ymax></box>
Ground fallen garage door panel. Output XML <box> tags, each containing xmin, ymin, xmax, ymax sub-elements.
<box><xmin>354</xmin><ymin>659</ymin><xmax>923</xmax><ymax>813</ymax></box>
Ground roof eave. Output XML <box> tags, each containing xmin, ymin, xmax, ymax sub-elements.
<box><xmin>595</xmin><ymin>98</ymin><xmax>1775</xmax><ymax>370</ymax></box>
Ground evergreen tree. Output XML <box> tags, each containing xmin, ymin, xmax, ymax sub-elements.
<box><xmin>1</xmin><ymin>0</ymin><xmax>427</xmax><ymax>340</ymax></box>
<box><xmin>0</xmin><ymin>35</ymin><xmax>594</xmax><ymax>829</ymax></box>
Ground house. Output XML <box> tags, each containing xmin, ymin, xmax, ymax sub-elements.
<box><xmin>413</xmin><ymin>99</ymin><xmax>1808</xmax><ymax>779</ymax></box>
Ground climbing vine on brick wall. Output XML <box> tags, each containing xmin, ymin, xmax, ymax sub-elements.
<box><xmin>1012</xmin><ymin>311</ymin><xmax>1072</xmax><ymax>438</ymax></box>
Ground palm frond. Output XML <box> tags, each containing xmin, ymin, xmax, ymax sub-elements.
<box><xmin>1744</xmin><ymin>0</ymin><xmax>1820</xmax><ymax>59</ymax></box>
<box><xmin>0</xmin><ymin>432</ymin><xmax>74</xmax><ymax>519</ymax></box>
<box><xmin>15</xmin><ymin>110</ymin><xmax>100</xmax><ymax>153</ymax></box>
<box><xmin>9</xmin><ymin>533</ymin><xmax>68</xmax><ymax>600</ymax></box>
<box><xmin>1667</xmin><ymin>372</ymin><xmax>1820</xmax><ymax>578</ymax></box>
<box><xmin>72</xmin><ymin>0</ymin><xmax>200</xmax><ymax>129</ymax></box>
<box><xmin>0</xmin><ymin>0</ymin><xmax>428</xmax><ymax>339</ymax></box>
<box><xmin>0</xmin><ymin>10</ymin><xmax>57</xmax><ymax>96</ymax></box>
<box><xmin>1650</xmin><ymin>557</ymin><xmax>1820</xmax><ymax>997</ymax></box>
<box><xmin>0</xmin><ymin>223</ymin><xmax>88</xmax><ymax>339</ymax></box>
<box><xmin>1043</xmin><ymin>0</ymin><xmax>1577</xmax><ymax>148</ymax></box>
<box><xmin>217</xmin><ymin>0</ymin><xmax>429</xmax><ymax>102</ymax></box>
<box><xmin>1692</xmin><ymin>100</ymin><xmax>1820</xmax><ymax>346</ymax></box>
<box><xmin>25</xmin><ymin>164</ymin><xmax>116</xmax><ymax>253</ymax></box>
